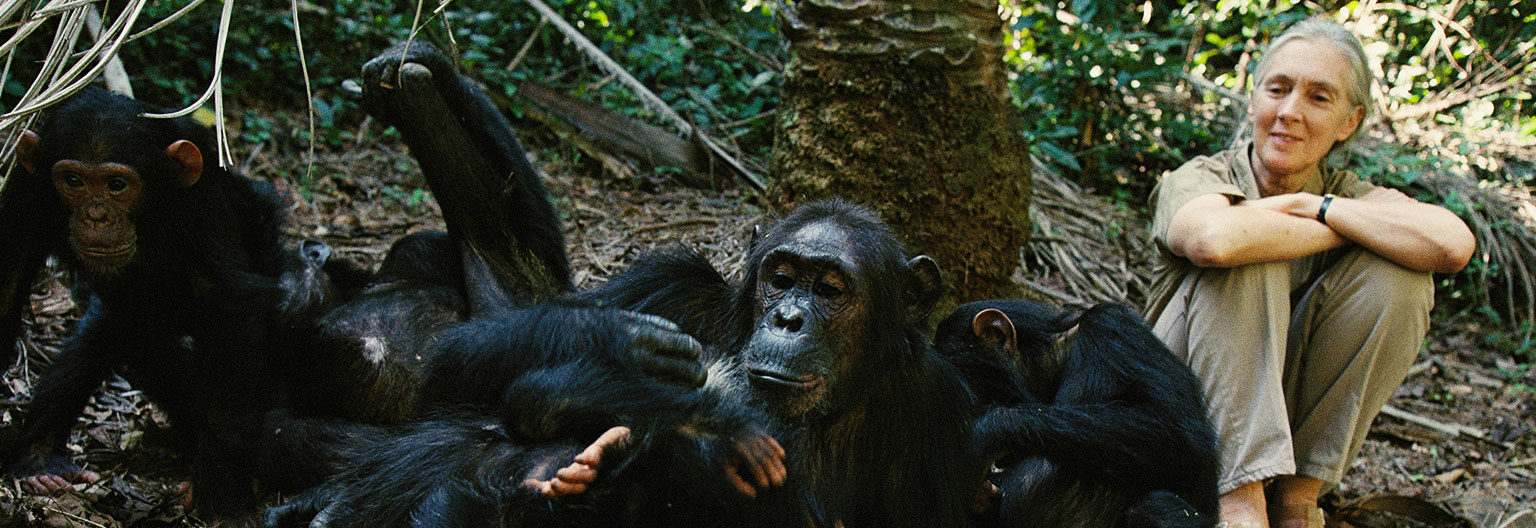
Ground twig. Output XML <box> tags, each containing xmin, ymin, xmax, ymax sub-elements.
<box><xmin>1378</xmin><ymin>404</ymin><xmax>1513</xmax><ymax>450</ymax></box>
<box><xmin>632</xmin><ymin>217</ymin><xmax>720</xmax><ymax>234</ymax></box>
<box><xmin>83</xmin><ymin>4</ymin><xmax>131</xmax><ymax>97</ymax></box>
<box><xmin>522</xmin><ymin>0</ymin><xmax>766</xmax><ymax>192</ymax></box>
<box><xmin>504</xmin><ymin>17</ymin><xmax>547</xmax><ymax>72</ymax></box>
<box><xmin>291</xmin><ymin>0</ymin><xmax>316</xmax><ymax>181</ymax></box>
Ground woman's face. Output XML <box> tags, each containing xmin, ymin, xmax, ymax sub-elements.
<box><xmin>1249</xmin><ymin>38</ymin><xmax>1365</xmax><ymax>183</ymax></box>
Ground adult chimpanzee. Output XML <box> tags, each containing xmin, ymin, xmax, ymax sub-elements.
<box><xmin>933</xmin><ymin>299</ymin><xmax>1221</xmax><ymax>528</ymax></box>
<box><xmin>0</xmin><ymin>87</ymin><xmax>291</xmax><ymax>517</ymax></box>
<box><xmin>263</xmin><ymin>41</ymin><xmax>705</xmax><ymax>430</ymax></box>
<box><xmin>572</xmin><ymin>200</ymin><xmax>988</xmax><ymax>528</ymax></box>
<box><xmin>264</xmin><ymin>200</ymin><xmax>983</xmax><ymax>528</ymax></box>
<box><xmin>273</xmin><ymin>231</ymin><xmax>470</xmax><ymax>424</ymax></box>
<box><xmin>359</xmin><ymin>40</ymin><xmax>570</xmax><ymax>302</ymax></box>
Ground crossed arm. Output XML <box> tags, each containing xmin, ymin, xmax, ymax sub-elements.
<box><xmin>1167</xmin><ymin>188</ymin><xmax>1475</xmax><ymax>273</ymax></box>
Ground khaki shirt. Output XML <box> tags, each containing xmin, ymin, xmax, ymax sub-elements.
<box><xmin>1143</xmin><ymin>141</ymin><xmax>1376</xmax><ymax>323</ymax></box>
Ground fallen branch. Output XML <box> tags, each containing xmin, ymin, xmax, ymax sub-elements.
<box><xmin>1379</xmin><ymin>404</ymin><xmax>1512</xmax><ymax>450</ymax></box>
<box><xmin>522</xmin><ymin>0</ymin><xmax>766</xmax><ymax>192</ymax></box>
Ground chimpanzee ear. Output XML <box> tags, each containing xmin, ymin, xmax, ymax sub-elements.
<box><xmin>749</xmin><ymin>224</ymin><xmax>764</xmax><ymax>251</ymax></box>
<box><xmin>16</xmin><ymin>130</ymin><xmax>40</xmax><ymax>174</ymax></box>
<box><xmin>971</xmin><ymin>308</ymin><xmax>1017</xmax><ymax>353</ymax></box>
<box><xmin>164</xmin><ymin>140</ymin><xmax>203</xmax><ymax>187</ymax></box>
<box><xmin>905</xmin><ymin>255</ymin><xmax>943</xmax><ymax>323</ymax></box>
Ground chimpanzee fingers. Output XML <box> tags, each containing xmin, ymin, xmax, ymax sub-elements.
<box><xmin>620</xmin><ymin>311</ymin><xmax>682</xmax><ymax>333</ymax></box>
<box><xmin>174</xmin><ymin>480</ymin><xmax>193</xmax><ymax>509</ymax></box>
<box><xmin>723</xmin><ymin>465</ymin><xmax>758</xmax><ymax>498</ymax></box>
<box><xmin>574</xmin><ymin>426</ymin><xmax>632</xmax><ymax>467</ymax></box>
<box><xmin>361</xmin><ymin>41</ymin><xmax>452</xmax><ymax>92</ymax></box>
<box><xmin>262</xmin><ymin>499</ymin><xmax>315</xmax><ymax>528</ymax></box>
<box><xmin>547</xmin><ymin>467</ymin><xmax>592</xmax><ymax>497</ymax></box>
<box><xmin>19</xmin><ymin>468</ymin><xmax>99</xmax><ymax>495</ymax></box>
<box><xmin>761</xmin><ymin>436</ymin><xmax>787</xmax><ymax>485</ymax></box>
<box><xmin>638</xmin><ymin>355</ymin><xmax>708</xmax><ymax>388</ymax></box>
<box><xmin>619</xmin><ymin>312</ymin><xmax>706</xmax><ymax>386</ymax></box>
<box><xmin>309</xmin><ymin>500</ymin><xmax>345</xmax><ymax>528</ymax></box>
<box><xmin>556</xmin><ymin>462</ymin><xmax>598</xmax><ymax>484</ymax></box>
<box><xmin>20</xmin><ymin>475</ymin><xmax>64</xmax><ymax>494</ymax></box>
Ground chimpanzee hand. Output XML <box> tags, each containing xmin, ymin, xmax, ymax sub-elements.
<box><xmin>3</xmin><ymin>448</ymin><xmax>101</xmax><ymax>495</ymax></box>
<box><xmin>617</xmin><ymin>311</ymin><xmax>706</xmax><ymax>388</ymax></box>
<box><xmin>723</xmin><ymin>427</ymin><xmax>786</xmax><ymax>498</ymax></box>
<box><xmin>262</xmin><ymin>485</ymin><xmax>340</xmax><ymax>528</ymax></box>
<box><xmin>972</xmin><ymin>405</ymin><xmax>1042</xmax><ymax>459</ymax></box>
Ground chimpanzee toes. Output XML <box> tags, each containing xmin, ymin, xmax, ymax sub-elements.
<box><xmin>397</xmin><ymin>63</ymin><xmax>435</xmax><ymax>92</ymax></box>
<box><xmin>362</xmin><ymin>40</ymin><xmax>454</xmax><ymax>90</ymax></box>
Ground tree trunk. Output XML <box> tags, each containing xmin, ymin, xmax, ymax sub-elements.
<box><xmin>771</xmin><ymin>0</ymin><xmax>1031</xmax><ymax>303</ymax></box>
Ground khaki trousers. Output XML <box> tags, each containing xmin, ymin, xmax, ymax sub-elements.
<box><xmin>1151</xmin><ymin>248</ymin><xmax>1433</xmax><ymax>493</ymax></box>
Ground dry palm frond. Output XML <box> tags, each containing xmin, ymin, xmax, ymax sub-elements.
<box><xmin>1416</xmin><ymin>170</ymin><xmax>1536</xmax><ymax>331</ymax></box>
<box><xmin>1019</xmin><ymin>157</ymin><xmax>1154</xmax><ymax>308</ymax></box>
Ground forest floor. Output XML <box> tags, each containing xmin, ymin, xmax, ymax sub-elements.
<box><xmin>2</xmin><ymin>110</ymin><xmax>1533</xmax><ymax>527</ymax></box>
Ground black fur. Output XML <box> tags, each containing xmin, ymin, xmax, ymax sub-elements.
<box><xmin>0</xmin><ymin>86</ymin><xmax>290</xmax><ymax>517</ymax></box>
<box><xmin>581</xmin><ymin>200</ymin><xmax>985</xmax><ymax>528</ymax></box>
<box><xmin>935</xmin><ymin>300</ymin><xmax>1220</xmax><ymax>528</ymax></box>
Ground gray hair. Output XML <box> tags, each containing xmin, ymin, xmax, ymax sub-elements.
<box><xmin>1233</xmin><ymin>18</ymin><xmax>1376</xmax><ymax>158</ymax></box>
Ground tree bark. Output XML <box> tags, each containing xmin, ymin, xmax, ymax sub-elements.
<box><xmin>771</xmin><ymin>0</ymin><xmax>1031</xmax><ymax>303</ymax></box>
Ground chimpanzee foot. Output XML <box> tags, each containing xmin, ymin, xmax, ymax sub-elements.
<box><xmin>724</xmin><ymin>428</ymin><xmax>786</xmax><ymax>497</ymax></box>
<box><xmin>7</xmin><ymin>450</ymin><xmax>101</xmax><ymax>494</ymax></box>
<box><xmin>523</xmin><ymin>426</ymin><xmax>631</xmax><ymax>498</ymax></box>
<box><xmin>19</xmin><ymin>468</ymin><xmax>100</xmax><ymax>494</ymax></box>
<box><xmin>359</xmin><ymin>41</ymin><xmax>461</xmax><ymax>131</ymax></box>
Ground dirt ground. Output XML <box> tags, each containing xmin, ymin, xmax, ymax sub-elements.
<box><xmin>2</xmin><ymin>111</ymin><xmax>1533</xmax><ymax>527</ymax></box>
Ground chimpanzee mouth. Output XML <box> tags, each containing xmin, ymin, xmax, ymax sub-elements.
<box><xmin>75</xmin><ymin>239</ymin><xmax>136</xmax><ymax>259</ymax></box>
<box><xmin>747</xmin><ymin>367</ymin><xmax>820</xmax><ymax>392</ymax></box>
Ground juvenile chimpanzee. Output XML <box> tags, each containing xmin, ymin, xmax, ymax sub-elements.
<box><xmin>574</xmin><ymin>200</ymin><xmax>989</xmax><ymax>528</ymax></box>
<box><xmin>934</xmin><ymin>300</ymin><xmax>1220</xmax><ymax>528</ymax></box>
<box><xmin>0</xmin><ymin>87</ymin><xmax>291</xmax><ymax>517</ymax></box>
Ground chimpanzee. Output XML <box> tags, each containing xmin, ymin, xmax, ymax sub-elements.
<box><xmin>933</xmin><ymin>299</ymin><xmax>1221</xmax><ymax>528</ymax></box>
<box><xmin>263</xmin><ymin>200</ymin><xmax>984</xmax><ymax>528</ymax></box>
<box><xmin>0</xmin><ymin>87</ymin><xmax>291</xmax><ymax>517</ymax></box>
<box><xmin>259</xmin><ymin>305</ymin><xmax>790</xmax><ymax>528</ymax></box>
<box><xmin>273</xmin><ymin>230</ymin><xmax>469</xmax><ymax>424</ymax></box>
<box><xmin>359</xmin><ymin>40</ymin><xmax>570</xmax><ymax>302</ymax></box>
<box><xmin>247</xmin><ymin>40</ymin><xmax>787</xmax><ymax>527</ymax></box>
<box><xmin>263</xmin><ymin>40</ymin><xmax>706</xmax><ymax>428</ymax></box>
<box><xmin>571</xmin><ymin>200</ymin><xmax>989</xmax><ymax>528</ymax></box>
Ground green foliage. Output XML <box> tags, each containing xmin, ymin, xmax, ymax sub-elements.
<box><xmin>111</xmin><ymin>0</ymin><xmax>780</xmax><ymax>159</ymax></box>
<box><xmin>1002</xmin><ymin>1</ymin><xmax>1224</xmax><ymax>202</ymax></box>
<box><xmin>1001</xmin><ymin>0</ymin><xmax>1535</xmax><ymax>210</ymax></box>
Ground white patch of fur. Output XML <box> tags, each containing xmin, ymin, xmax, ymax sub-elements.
<box><xmin>361</xmin><ymin>336</ymin><xmax>389</xmax><ymax>363</ymax></box>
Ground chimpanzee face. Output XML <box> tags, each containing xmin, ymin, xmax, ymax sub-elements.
<box><xmin>741</xmin><ymin>220</ymin><xmax>871</xmax><ymax>419</ymax></box>
<box><xmin>16</xmin><ymin>130</ymin><xmax>202</xmax><ymax>277</ymax></box>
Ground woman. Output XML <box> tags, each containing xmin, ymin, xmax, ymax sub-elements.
<box><xmin>1143</xmin><ymin>18</ymin><xmax>1475</xmax><ymax>528</ymax></box>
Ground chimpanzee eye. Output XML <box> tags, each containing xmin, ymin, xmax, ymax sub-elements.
<box><xmin>812</xmin><ymin>282</ymin><xmax>843</xmax><ymax>298</ymax></box>
<box><xmin>107</xmin><ymin>178</ymin><xmax>129</xmax><ymax>195</ymax></box>
<box><xmin>769</xmin><ymin>273</ymin><xmax>794</xmax><ymax>291</ymax></box>
<box><xmin>63</xmin><ymin>174</ymin><xmax>85</xmax><ymax>188</ymax></box>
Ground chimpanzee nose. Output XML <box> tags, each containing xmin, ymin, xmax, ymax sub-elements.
<box><xmin>772</xmin><ymin>306</ymin><xmax>805</xmax><ymax>333</ymax></box>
